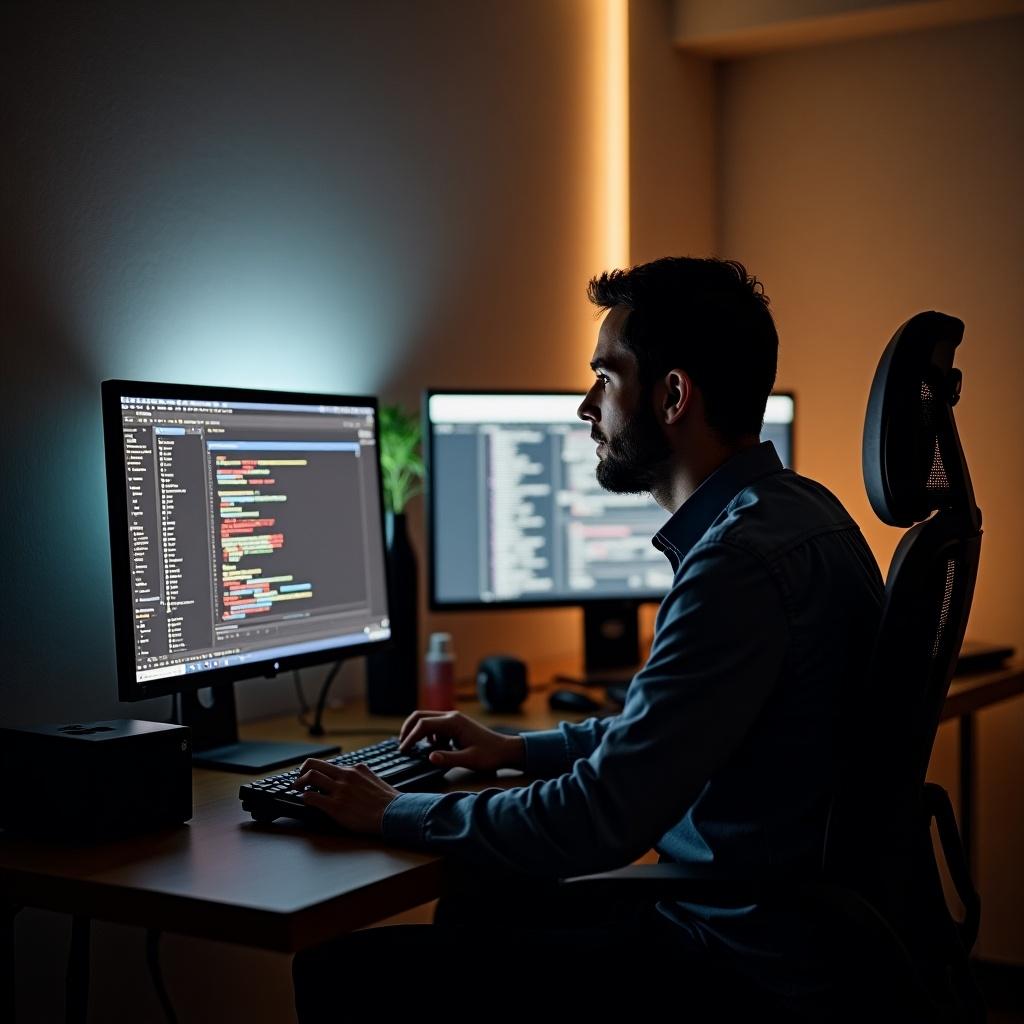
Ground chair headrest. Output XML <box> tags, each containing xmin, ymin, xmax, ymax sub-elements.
<box><xmin>862</xmin><ymin>311</ymin><xmax>978</xmax><ymax>529</ymax></box>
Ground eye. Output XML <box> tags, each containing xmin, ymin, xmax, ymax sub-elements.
<box><xmin>594</xmin><ymin>372</ymin><xmax>610</xmax><ymax>388</ymax></box>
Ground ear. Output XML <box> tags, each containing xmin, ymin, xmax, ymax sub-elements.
<box><xmin>660</xmin><ymin>370</ymin><xmax>693</xmax><ymax>425</ymax></box>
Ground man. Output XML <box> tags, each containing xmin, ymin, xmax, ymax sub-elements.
<box><xmin>292</xmin><ymin>257</ymin><xmax>883</xmax><ymax>1016</ymax></box>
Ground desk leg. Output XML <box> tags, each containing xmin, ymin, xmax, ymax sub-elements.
<box><xmin>3</xmin><ymin>902</ymin><xmax>21</xmax><ymax>1024</ymax></box>
<box><xmin>65</xmin><ymin>915</ymin><xmax>90</xmax><ymax>1024</ymax></box>
<box><xmin>959</xmin><ymin>712</ymin><xmax>975</xmax><ymax>874</ymax></box>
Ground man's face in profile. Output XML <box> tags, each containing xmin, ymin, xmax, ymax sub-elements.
<box><xmin>577</xmin><ymin>306</ymin><xmax>672</xmax><ymax>495</ymax></box>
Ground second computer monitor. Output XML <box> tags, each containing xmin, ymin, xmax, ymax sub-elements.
<box><xmin>426</xmin><ymin>390</ymin><xmax>794</xmax><ymax>672</ymax></box>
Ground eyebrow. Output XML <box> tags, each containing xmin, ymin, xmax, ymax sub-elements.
<box><xmin>590</xmin><ymin>358</ymin><xmax>611</xmax><ymax>372</ymax></box>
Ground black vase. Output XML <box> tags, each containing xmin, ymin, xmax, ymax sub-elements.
<box><xmin>365</xmin><ymin>511</ymin><xmax>420</xmax><ymax>715</ymax></box>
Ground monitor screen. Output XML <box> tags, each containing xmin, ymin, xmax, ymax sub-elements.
<box><xmin>426</xmin><ymin>390</ymin><xmax>794</xmax><ymax>609</ymax></box>
<box><xmin>102</xmin><ymin>381</ymin><xmax>391</xmax><ymax>702</ymax></box>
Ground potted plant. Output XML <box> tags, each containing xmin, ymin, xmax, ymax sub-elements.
<box><xmin>365</xmin><ymin>404</ymin><xmax>425</xmax><ymax>715</ymax></box>
<box><xmin>379</xmin><ymin>404</ymin><xmax>425</xmax><ymax>519</ymax></box>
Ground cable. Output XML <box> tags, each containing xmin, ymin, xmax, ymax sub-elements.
<box><xmin>296</xmin><ymin>658</ymin><xmax>424</xmax><ymax>737</ymax></box>
<box><xmin>296</xmin><ymin>663</ymin><xmax>395</xmax><ymax>737</ymax></box>
<box><xmin>295</xmin><ymin>659</ymin><xmax>406</xmax><ymax>737</ymax></box>
<box><xmin>145</xmin><ymin>929</ymin><xmax>178</xmax><ymax>1024</ymax></box>
<box><xmin>306</xmin><ymin>660</ymin><xmax>343</xmax><ymax>736</ymax></box>
<box><xmin>294</xmin><ymin>669</ymin><xmax>310</xmax><ymax>726</ymax></box>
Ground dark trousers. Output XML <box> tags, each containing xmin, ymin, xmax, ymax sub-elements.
<box><xmin>292</xmin><ymin>863</ymin><xmax>803</xmax><ymax>1021</ymax></box>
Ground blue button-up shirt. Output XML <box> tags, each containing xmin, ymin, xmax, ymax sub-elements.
<box><xmin>384</xmin><ymin>442</ymin><xmax>882</xmax><ymax>971</ymax></box>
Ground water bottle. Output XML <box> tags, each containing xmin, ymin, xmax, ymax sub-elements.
<box><xmin>423</xmin><ymin>632</ymin><xmax>456</xmax><ymax>710</ymax></box>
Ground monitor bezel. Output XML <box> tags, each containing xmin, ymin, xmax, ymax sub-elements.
<box><xmin>424</xmin><ymin>386</ymin><xmax>795</xmax><ymax>613</ymax></box>
<box><xmin>102</xmin><ymin>378</ymin><xmax>392</xmax><ymax>703</ymax></box>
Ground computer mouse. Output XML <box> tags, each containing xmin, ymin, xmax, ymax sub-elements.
<box><xmin>547</xmin><ymin>688</ymin><xmax>602</xmax><ymax>713</ymax></box>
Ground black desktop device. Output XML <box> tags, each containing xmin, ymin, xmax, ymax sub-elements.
<box><xmin>0</xmin><ymin>719</ymin><xmax>192</xmax><ymax>837</ymax></box>
<box><xmin>425</xmin><ymin>390</ymin><xmax>795</xmax><ymax>682</ymax></box>
<box><xmin>101</xmin><ymin>380</ymin><xmax>394</xmax><ymax>772</ymax></box>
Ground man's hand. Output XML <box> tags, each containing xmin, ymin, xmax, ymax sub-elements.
<box><xmin>398</xmin><ymin>710</ymin><xmax>525</xmax><ymax>774</ymax></box>
<box><xmin>297</xmin><ymin>759</ymin><xmax>399</xmax><ymax>834</ymax></box>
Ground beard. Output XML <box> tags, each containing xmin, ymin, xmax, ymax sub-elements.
<box><xmin>594</xmin><ymin>400</ymin><xmax>672</xmax><ymax>495</ymax></box>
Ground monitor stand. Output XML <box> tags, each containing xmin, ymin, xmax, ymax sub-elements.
<box><xmin>555</xmin><ymin>601</ymin><xmax>643</xmax><ymax>689</ymax></box>
<box><xmin>179</xmin><ymin>683</ymin><xmax>339</xmax><ymax>773</ymax></box>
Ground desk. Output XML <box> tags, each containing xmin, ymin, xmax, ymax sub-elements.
<box><xmin>2</xmin><ymin>660</ymin><xmax>1022</xmax><ymax>1020</ymax></box>
<box><xmin>0</xmin><ymin>692</ymin><xmax>554</xmax><ymax>954</ymax></box>
<box><xmin>0</xmin><ymin>687</ymin><xmax>564</xmax><ymax>1021</ymax></box>
<box><xmin>941</xmin><ymin>662</ymin><xmax>1024</xmax><ymax>871</ymax></box>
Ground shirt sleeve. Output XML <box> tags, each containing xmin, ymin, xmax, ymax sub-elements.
<box><xmin>518</xmin><ymin>716</ymin><xmax>617</xmax><ymax>777</ymax></box>
<box><xmin>382</xmin><ymin>540</ymin><xmax>789</xmax><ymax>877</ymax></box>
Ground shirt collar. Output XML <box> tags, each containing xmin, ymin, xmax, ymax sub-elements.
<box><xmin>653</xmin><ymin>441</ymin><xmax>784</xmax><ymax>568</ymax></box>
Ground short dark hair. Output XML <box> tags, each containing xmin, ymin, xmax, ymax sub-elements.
<box><xmin>587</xmin><ymin>256</ymin><xmax>778</xmax><ymax>441</ymax></box>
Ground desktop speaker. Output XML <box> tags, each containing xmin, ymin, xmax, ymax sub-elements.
<box><xmin>0</xmin><ymin>719</ymin><xmax>192</xmax><ymax>837</ymax></box>
<box><xmin>476</xmin><ymin>656</ymin><xmax>528</xmax><ymax>712</ymax></box>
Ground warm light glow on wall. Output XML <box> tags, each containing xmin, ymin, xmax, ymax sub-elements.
<box><xmin>604</xmin><ymin>0</ymin><xmax>630</xmax><ymax>268</ymax></box>
<box><xmin>577</xmin><ymin>0</ymin><xmax>631</xmax><ymax>371</ymax></box>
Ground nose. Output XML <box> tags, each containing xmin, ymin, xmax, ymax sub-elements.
<box><xmin>577</xmin><ymin>385</ymin><xmax>598</xmax><ymax>424</ymax></box>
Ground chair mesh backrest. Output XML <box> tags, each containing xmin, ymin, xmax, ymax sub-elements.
<box><xmin>931</xmin><ymin>557</ymin><xmax>956</xmax><ymax>660</ymax></box>
<box><xmin>828</xmin><ymin>312</ymin><xmax>982</xmax><ymax>917</ymax></box>
<box><xmin>876</xmin><ymin>524</ymin><xmax>980</xmax><ymax>784</ymax></box>
<box><xmin>921</xmin><ymin>382</ymin><xmax>951</xmax><ymax>494</ymax></box>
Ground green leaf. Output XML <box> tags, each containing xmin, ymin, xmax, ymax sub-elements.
<box><xmin>378</xmin><ymin>402</ymin><xmax>424</xmax><ymax>513</ymax></box>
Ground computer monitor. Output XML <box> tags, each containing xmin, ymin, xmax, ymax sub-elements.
<box><xmin>425</xmin><ymin>389</ymin><xmax>794</xmax><ymax>680</ymax></box>
<box><xmin>101</xmin><ymin>380</ymin><xmax>392</xmax><ymax>771</ymax></box>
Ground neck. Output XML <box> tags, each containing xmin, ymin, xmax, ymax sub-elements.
<box><xmin>653</xmin><ymin>436</ymin><xmax>760</xmax><ymax>514</ymax></box>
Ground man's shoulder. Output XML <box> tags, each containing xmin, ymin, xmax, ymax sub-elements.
<box><xmin>699</xmin><ymin>469</ymin><xmax>861</xmax><ymax>564</ymax></box>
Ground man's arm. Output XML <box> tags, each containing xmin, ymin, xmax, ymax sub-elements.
<box><xmin>392</xmin><ymin>710</ymin><xmax>616</xmax><ymax>778</ymax></box>
<box><xmin>297</xmin><ymin>714</ymin><xmax>619</xmax><ymax>831</ymax></box>
<box><xmin>382</xmin><ymin>540</ymin><xmax>789</xmax><ymax>876</ymax></box>
<box><xmin>516</xmin><ymin>716</ymin><xmax>617</xmax><ymax>777</ymax></box>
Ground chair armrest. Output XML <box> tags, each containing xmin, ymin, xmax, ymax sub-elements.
<box><xmin>561</xmin><ymin>864</ymin><xmax>910</xmax><ymax>930</ymax></box>
<box><xmin>562</xmin><ymin>865</ymin><xmax>925</xmax><ymax>981</ymax></box>
<box><xmin>923</xmin><ymin>782</ymin><xmax>980</xmax><ymax>952</ymax></box>
<box><xmin>568</xmin><ymin>865</ymin><xmax>963</xmax><ymax>1015</ymax></box>
<box><xmin>559</xmin><ymin>863</ymin><xmax>778</xmax><ymax>908</ymax></box>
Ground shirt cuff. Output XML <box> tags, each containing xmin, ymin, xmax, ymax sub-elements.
<box><xmin>521</xmin><ymin>729</ymin><xmax>572</xmax><ymax>776</ymax></box>
<box><xmin>381</xmin><ymin>791</ymin><xmax>446</xmax><ymax>844</ymax></box>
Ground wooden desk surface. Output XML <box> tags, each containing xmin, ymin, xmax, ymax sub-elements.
<box><xmin>0</xmin><ymin>688</ymin><xmax>568</xmax><ymax>953</ymax></box>
<box><xmin>0</xmin><ymin>764</ymin><xmax>441</xmax><ymax>952</ymax></box>
<box><xmin>2</xmin><ymin>660</ymin><xmax>1021</xmax><ymax>953</ymax></box>
<box><xmin>943</xmin><ymin>660</ymin><xmax>1024</xmax><ymax>719</ymax></box>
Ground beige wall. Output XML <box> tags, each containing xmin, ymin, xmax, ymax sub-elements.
<box><xmin>717</xmin><ymin>14</ymin><xmax>1024</xmax><ymax>959</ymax></box>
<box><xmin>629</xmin><ymin>0</ymin><xmax>717</xmax><ymax>264</ymax></box>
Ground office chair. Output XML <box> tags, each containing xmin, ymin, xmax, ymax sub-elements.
<box><xmin>562</xmin><ymin>311</ymin><xmax>984</xmax><ymax>1021</ymax></box>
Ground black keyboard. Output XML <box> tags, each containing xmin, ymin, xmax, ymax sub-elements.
<box><xmin>239</xmin><ymin>738</ymin><xmax>447</xmax><ymax>825</ymax></box>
